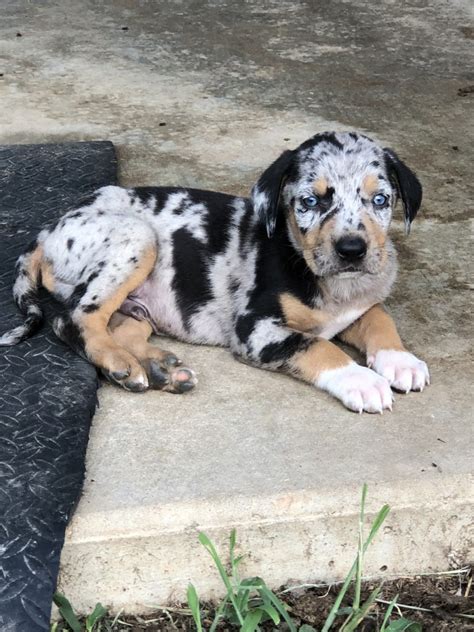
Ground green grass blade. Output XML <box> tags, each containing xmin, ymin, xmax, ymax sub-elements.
<box><xmin>258</xmin><ymin>585</ymin><xmax>297</xmax><ymax>632</ymax></box>
<box><xmin>320</xmin><ymin>559</ymin><xmax>357</xmax><ymax>632</ymax></box>
<box><xmin>321</xmin><ymin>498</ymin><xmax>391</xmax><ymax>632</ymax></box>
<box><xmin>363</xmin><ymin>504</ymin><xmax>390</xmax><ymax>553</ymax></box>
<box><xmin>354</xmin><ymin>483</ymin><xmax>368</xmax><ymax>612</ymax></box>
<box><xmin>380</xmin><ymin>593</ymin><xmax>399</xmax><ymax>631</ymax></box>
<box><xmin>341</xmin><ymin>584</ymin><xmax>382</xmax><ymax>631</ymax></box>
<box><xmin>198</xmin><ymin>532</ymin><xmax>245</xmax><ymax>626</ymax></box>
<box><xmin>259</xmin><ymin>603</ymin><xmax>280</xmax><ymax>625</ymax></box>
<box><xmin>384</xmin><ymin>619</ymin><xmax>422</xmax><ymax>631</ymax></box>
<box><xmin>85</xmin><ymin>603</ymin><xmax>107</xmax><ymax>631</ymax></box>
<box><xmin>241</xmin><ymin>608</ymin><xmax>263</xmax><ymax>632</ymax></box>
<box><xmin>209</xmin><ymin>596</ymin><xmax>229</xmax><ymax>632</ymax></box>
<box><xmin>53</xmin><ymin>593</ymin><xmax>82</xmax><ymax>632</ymax></box>
<box><xmin>229</xmin><ymin>528</ymin><xmax>240</xmax><ymax>585</ymax></box>
<box><xmin>186</xmin><ymin>584</ymin><xmax>203</xmax><ymax>632</ymax></box>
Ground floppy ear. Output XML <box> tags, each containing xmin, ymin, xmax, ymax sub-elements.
<box><xmin>251</xmin><ymin>149</ymin><xmax>295</xmax><ymax>238</ymax></box>
<box><xmin>384</xmin><ymin>148</ymin><xmax>422</xmax><ymax>233</ymax></box>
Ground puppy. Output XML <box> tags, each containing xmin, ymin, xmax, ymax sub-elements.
<box><xmin>0</xmin><ymin>131</ymin><xmax>429</xmax><ymax>412</ymax></box>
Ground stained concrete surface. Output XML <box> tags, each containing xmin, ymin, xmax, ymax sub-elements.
<box><xmin>1</xmin><ymin>0</ymin><xmax>473</xmax><ymax>614</ymax></box>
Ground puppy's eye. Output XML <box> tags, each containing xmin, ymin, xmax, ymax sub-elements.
<box><xmin>372</xmin><ymin>193</ymin><xmax>388</xmax><ymax>206</ymax></box>
<box><xmin>302</xmin><ymin>195</ymin><xmax>319</xmax><ymax>209</ymax></box>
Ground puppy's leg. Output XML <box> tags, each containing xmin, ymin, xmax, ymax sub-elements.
<box><xmin>109</xmin><ymin>314</ymin><xmax>197</xmax><ymax>393</ymax></box>
<box><xmin>232</xmin><ymin>319</ymin><xmax>392</xmax><ymax>413</ymax></box>
<box><xmin>54</xmin><ymin>247</ymin><xmax>157</xmax><ymax>392</ymax></box>
<box><xmin>339</xmin><ymin>304</ymin><xmax>429</xmax><ymax>392</ymax></box>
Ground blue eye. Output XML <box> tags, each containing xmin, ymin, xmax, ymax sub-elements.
<box><xmin>302</xmin><ymin>195</ymin><xmax>319</xmax><ymax>208</ymax></box>
<box><xmin>373</xmin><ymin>193</ymin><xmax>388</xmax><ymax>206</ymax></box>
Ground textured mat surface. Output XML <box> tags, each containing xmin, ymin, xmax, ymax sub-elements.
<box><xmin>0</xmin><ymin>142</ymin><xmax>117</xmax><ymax>631</ymax></box>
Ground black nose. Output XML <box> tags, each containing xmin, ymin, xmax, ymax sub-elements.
<box><xmin>335</xmin><ymin>236</ymin><xmax>367</xmax><ymax>260</ymax></box>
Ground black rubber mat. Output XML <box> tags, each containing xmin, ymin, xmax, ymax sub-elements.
<box><xmin>0</xmin><ymin>142</ymin><xmax>117</xmax><ymax>631</ymax></box>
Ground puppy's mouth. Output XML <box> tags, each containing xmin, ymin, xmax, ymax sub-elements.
<box><xmin>336</xmin><ymin>268</ymin><xmax>366</xmax><ymax>278</ymax></box>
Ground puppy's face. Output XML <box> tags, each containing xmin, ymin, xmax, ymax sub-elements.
<box><xmin>252</xmin><ymin>132</ymin><xmax>422</xmax><ymax>280</ymax></box>
<box><xmin>284</xmin><ymin>134</ymin><xmax>394</xmax><ymax>277</ymax></box>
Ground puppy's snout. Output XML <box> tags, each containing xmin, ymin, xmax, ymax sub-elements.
<box><xmin>334</xmin><ymin>236</ymin><xmax>367</xmax><ymax>261</ymax></box>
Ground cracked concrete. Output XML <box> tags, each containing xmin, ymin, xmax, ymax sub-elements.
<box><xmin>1</xmin><ymin>0</ymin><xmax>473</xmax><ymax>614</ymax></box>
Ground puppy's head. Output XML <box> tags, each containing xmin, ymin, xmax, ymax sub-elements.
<box><xmin>251</xmin><ymin>132</ymin><xmax>422</xmax><ymax>278</ymax></box>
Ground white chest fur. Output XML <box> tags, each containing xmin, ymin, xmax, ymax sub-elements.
<box><xmin>317</xmin><ymin>306</ymin><xmax>368</xmax><ymax>340</ymax></box>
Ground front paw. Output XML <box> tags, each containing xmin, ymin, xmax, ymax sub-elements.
<box><xmin>368</xmin><ymin>350</ymin><xmax>430</xmax><ymax>393</ymax></box>
<box><xmin>317</xmin><ymin>362</ymin><xmax>393</xmax><ymax>414</ymax></box>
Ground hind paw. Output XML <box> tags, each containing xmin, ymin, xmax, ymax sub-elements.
<box><xmin>142</xmin><ymin>358</ymin><xmax>197</xmax><ymax>394</ymax></box>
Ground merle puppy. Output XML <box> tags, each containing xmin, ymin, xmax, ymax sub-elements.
<box><xmin>0</xmin><ymin>132</ymin><xmax>429</xmax><ymax>413</ymax></box>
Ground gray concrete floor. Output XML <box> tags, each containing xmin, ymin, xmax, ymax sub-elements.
<box><xmin>1</xmin><ymin>0</ymin><xmax>473</xmax><ymax>614</ymax></box>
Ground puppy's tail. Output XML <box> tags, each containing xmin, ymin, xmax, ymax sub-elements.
<box><xmin>0</xmin><ymin>240</ymin><xmax>45</xmax><ymax>346</ymax></box>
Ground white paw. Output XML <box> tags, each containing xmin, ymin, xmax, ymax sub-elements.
<box><xmin>316</xmin><ymin>362</ymin><xmax>393</xmax><ymax>414</ymax></box>
<box><xmin>368</xmin><ymin>350</ymin><xmax>430</xmax><ymax>393</ymax></box>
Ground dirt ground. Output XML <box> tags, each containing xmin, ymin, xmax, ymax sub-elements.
<box><xmin>68</xmin><ymin>570</ymin><xmax>473</xmax><ymax>631</ymax></box>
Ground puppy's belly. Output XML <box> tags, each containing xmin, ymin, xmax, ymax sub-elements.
<box><xmin>120</xmin><ymin>274</ymin><xmax>231</xmax><ymax>346</ymax></box>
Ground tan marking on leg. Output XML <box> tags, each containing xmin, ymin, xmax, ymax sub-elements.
<box><xmin>338</xmin><ymin>303</ymin><xmax>405</xmax><ymax>356</ymax></box>
<box><xmin>22</xmin><ymin>244</ymin><xmax>44</xmax><ymax>288</ymax></box>
<box><xmin>279</xmin><ymin>292</ymin><xmax>330</xmax><ymax>333</ymax></box>
<box><xmin>109</xmin><ymin>314</ymin><xmax>168</xmax><ymax>362</ymax></box>
<box><xmin>78</xmin><ymin>247</ymin><xmax>157</xmax><ymax>380</ymax></box>
<box><xmin>290</xmin><ymin>338</ymin><xmax>352</xmax><ymax>382</ymax></box>
<box><xmin>362</xmin><ymin>174</ymin><xmax>379</xmax><ymax>197</ymax></box>
<box><xmin>40</xmin><ymin>260</ymin><xmax>55</xmax><ymax>292</ymax></box>
<box><xmin>313</xmin><ymin>177</ymin><xmax>328</xmax><ymax>196</ymax></box>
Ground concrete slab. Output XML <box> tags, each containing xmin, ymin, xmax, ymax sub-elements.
<box><xmin>1</xmin><ymin>0</ymin><xmax>473</xmax><ymax>615</ymax></box>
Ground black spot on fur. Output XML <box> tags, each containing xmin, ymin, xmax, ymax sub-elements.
<box><xmin>68</xmin><ymin>271</ymin><xmax>99</xmax><ymax>308</ymax></box>
<box><xmin>172</xmin><ymin>199</ymin><xmax>189</xmax><ymax>215</ymax></box>
<box><xmin>229</xmin><ymin>278</ymin><xmax>240</xmax><ymax>295</ymax></box>
<box><xmin>129</xmin><ymin>256</ymin><xmax>138</xmax><ymax>263</ymax></box>
<box><xmin>67</xmin><ymin>238</ymin><xmax>74</xmax><ymax>250</ymax></box>
<box><xmin>259</xmin><ymin>333</ymin><xmax>310</xmax><ymax>366</ymax></box>
<box><xmin>82</xmin><ymin>303</ymin><xmax>99</xmax><ymax>313</ymax></box>
<box><xmin>349</xmin><ymin>132</ymin><xmax>358</xmax><ymax>141</ymax></box>
<box><xmin>322</xmin><ymin>132</ymin><xmax>344</xmax><ymax>150</ymax></box>
<box><xmin>68</xmin><ymin>211</ymin><xmax>82</xmax><ymax>219</ymax></box>
<box><xmin>172</xmin><ymin>227</ymin><xmax>214</xmax><ymax>329</ymax></box>
<box><xmin>130</xmin><ymin>188</ymin><xmax>158</xmax><ymax>207</ymax></box>
<box><xmin>53</xmin><ymin>315</ymin><xmax>87</xmax><ymax>358</ymax></box>
<box><xmin>236</xmin><ymin>314</ymin><xmax>256</xmax><ymax>344</ymax></box>
<box><xmin>371</xmin><ymin>160</ymin><xmax>380</xmax><ymax>167</ymax></box>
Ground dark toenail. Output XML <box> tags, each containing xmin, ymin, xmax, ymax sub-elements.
<box><xmin>111</xmin><ymin>368</ymin><xmax>130</xmax><ymax>380</ymax></box>
<box><xmin>162</xmin><ymin>354</ymin><xmax>181</xmax><ymax>367</ymax></box>
<box><xmin>124</xmin><ymin>380</ymin><xmax>148</xmax><ymax>393</ymax></box>
<box><xmin>175</xmin><ymin>380</ymin><xmax>195</xmax><ymax>393</ymax></box>
<box><xmin>148</xmin><ymin>360</ymin><xmax>169</xmax><ymax>388</ymax></box>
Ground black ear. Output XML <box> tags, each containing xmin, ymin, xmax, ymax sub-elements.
<box><xmin>384</xmin><ymin>148</ymin><xmax>422</xmax><ymax>233</ymax></box>
<box><xmin>251</xmin><ymin>149</ymin><xmax>295</xmax><ymax>238</ymax></box>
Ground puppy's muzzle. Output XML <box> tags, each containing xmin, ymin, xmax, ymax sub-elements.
<box><xmin>334</xmin><ymin>235</ymin><xmax>367</xmax><ymax>263</ymax></box>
